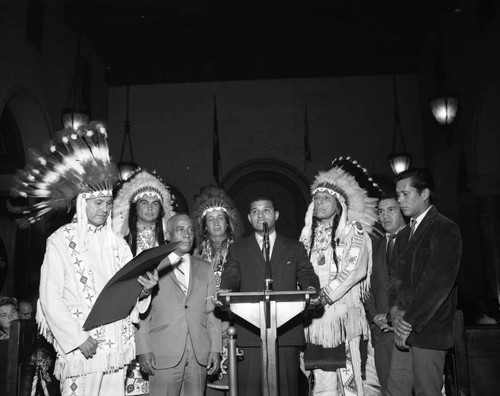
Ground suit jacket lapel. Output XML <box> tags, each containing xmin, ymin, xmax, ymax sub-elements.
<box><xmin>270</xmin><ymin>234</ymin><xmax>284</xmax><ymax>271</ymax></box>
<box><xmin>400</xmin><ymin>206</ymin><xmax>437</xmax><ymax>254</ymax></box>
<box><xmin>247</xmin><ymin>236</ymin><xmax>265</xmax><ymax>272</ymax></box>
<box><xmin>186</xmin><ymin>257</ymin><xmax>196</xmax><ymax>299</ymax></box>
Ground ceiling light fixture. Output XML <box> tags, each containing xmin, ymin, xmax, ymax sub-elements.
<box><xmin>61</xmin><ymin>32</ymin><xmax>89</xmax><ymax>130</ymax></box>
<box><xmin>429</xmin><ymin>20</ymin><xmax>459</xmax><ymax>144</ymax></box>
<box><xmin>388</xmin><ymin>75</ymin><xmax>412</xmax><ymax>175</ymax></box>
<box><xmin>117</xmin><ymin>85</ymin><xmax>139</xmax><ymax>181</ymax></box>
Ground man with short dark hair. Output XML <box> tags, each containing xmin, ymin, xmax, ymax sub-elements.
<box><xmin>386</xmin><ymin>168</ymin><xmax>462</xmax><ymax>396</ymax></box>
<box><xmin>365</xmin><ymin>192</ymin><xmax>406</xmax><ymax>394</ymax></box>
<box><xmin>221</xmin><ymin>195</ymin><xmax>320</xmax><ymax>396</ymax></box>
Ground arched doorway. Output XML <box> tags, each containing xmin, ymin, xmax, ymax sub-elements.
<box><xmin>0</xmin><ymin>88</ymin><xmax>51</xmax><ymax>297</ymax></box>
<box><xmin>222</xmin><ymin>159</ymin><xmax>310</xmax><ymax>239</ymax></box>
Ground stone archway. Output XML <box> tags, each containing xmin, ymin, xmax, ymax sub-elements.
<box><xmin>221</xmin><ymin>159</ymin><xmax>310</xmax><ymax>239</ymax></box>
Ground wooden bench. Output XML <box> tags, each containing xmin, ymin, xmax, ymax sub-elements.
<box><xmin>446</xmin><ymin>310</ymin><xmax>500</xmax><ymax>396</ymax></box>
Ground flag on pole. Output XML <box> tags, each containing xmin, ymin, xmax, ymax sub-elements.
<box><xmin>304</xmin><ymin>105</ymin><xmax>312</xmax><ymax>163</ymax></box>
<box><xmin>212</xmin><ymin>95</ymin><xmax>221</xmax><ymax>185</ymax></box>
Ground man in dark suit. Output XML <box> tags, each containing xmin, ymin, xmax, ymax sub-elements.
<box><xmin>220</xmin><ymin>195</ymin><xmax>320</xmax><ymax>396</ymax></box>
<box><xmin>137</xmin><ymin>214</ymin><xmax>222</xmax><ymax>396</ymax></box>
<box><xmin>386</xmin><ymin>169</ymin><xmax>462</xmax><ymax>396</ymax></box>
<box><xmin>365</xmin><ymin>193</ymin><xmax>406</xmax><ymax>394</ymax></box>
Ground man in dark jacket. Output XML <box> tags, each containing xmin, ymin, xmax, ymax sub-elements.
<box><xmin>365</xmin><ymin>192</ymin><xmax>406</xmax><ymax>394</ymax></box>
<box><xmin>387</xmin><ymin>168</ymin><xmax>462</xmax><ymax>396</ymax></box>
<box><xmin>221</xmin><ymin>195</ymin><xmax>320</xmax><ymax>396</ymax></box>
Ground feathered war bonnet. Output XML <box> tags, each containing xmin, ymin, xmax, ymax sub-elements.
<box><xmin>112</xmin><ymin>169</ymin><xmax>175</xmax><ymax>237</ymax></box>
<box><xmin>10</xmin><ymin>121</ymin><xmax>118</xmax><ymax>228</ymax></box>
<box><xmin>192</xmin><ymin>185</ymin><xmax>243</xmax><ymax>244</ymax></box>
<box><xmin>300</xmin><ymin>156</ymin><xmax>380</xmax><ymax>251</ymax></box>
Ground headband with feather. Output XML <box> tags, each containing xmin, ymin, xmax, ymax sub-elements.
<box><xmin>300</xmin><ymin>156</ymin><xmax>380</xmax><ymax>250</ymax></box>
<box><xmin>10</xmin><ymin>121</ymin><xmax>117</xmax><ymax>225</ymax></box>
<box><xmin>192</xmin><ymin>185</ymin><xmax>243</xmax><ymax>244</ymax></box>
<box><xmin>112</xmin><ymin>169</ymin><xmax>175</xmax><ymax>237</ymax></box>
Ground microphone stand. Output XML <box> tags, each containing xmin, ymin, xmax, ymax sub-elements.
<box><xmin>262</xmin><ymin>222</ymin><xmax>273</xmax><ymax>396</ymax></box>
<box><xmin>263</xmin><ymin>222</ymin><xmax>273</xmax><ymax>292</ymax></box>
<box><xmin>263</xmin><ymin>222</ymin><xmax>273</xmax><ymax>332</ymax></box>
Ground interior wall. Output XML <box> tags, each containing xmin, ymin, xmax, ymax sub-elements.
<box><xmin>107</xmin><ymin>74</ymin><xmax>423</xmax><ymax>213</ymax></box>
<box><xmin>0</xmin><ymin>0</ymin><xmax>108</xmax><ymax>297</ymax></box>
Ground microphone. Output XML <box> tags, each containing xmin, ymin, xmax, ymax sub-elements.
<box><xmin>263</xmin><ymin>222</ymin><xmax>269</xmax><ymax>234</ymax></box>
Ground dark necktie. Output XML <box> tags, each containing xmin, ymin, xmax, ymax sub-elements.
<box><xmin>261</xmin><ymin>240</ymin><xmax>267</xmax><ymax>261</ymax></box>
<box><xmin>408</xmin><ymin>219</ymin><xmax>417</xmax><ymax>241</ymax></box>
<box><xmin>386</xmin><ymin>233</ymin><xmax>397</xmax><ymax>264</ymax></box>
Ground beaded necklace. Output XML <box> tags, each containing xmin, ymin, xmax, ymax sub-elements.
<box><xmin>136</xmin><ymin>223</ymin><xmax>159</xmax><ymax>254</ymax></box>
<box><xmin>311</xmin><ymin>222</ymin><xmax>333</xmax><ymax>266</ymax></box>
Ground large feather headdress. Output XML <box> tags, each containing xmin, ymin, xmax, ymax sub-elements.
<box><xmin>192</xmin><ymin>185</ymin><xmax>243</xmax><ymax>244</ymax></box>
<box><xmin>10</xmin><ymin>121</ymin><xmax>117</xmax><ymax>225</ymax></box>
<box><xmin>112</xmin><ymin>169</ymin><xmax>175</xmax><ymax>237</ymax></box>
<box><xmin>300</xmin><ymin>156</ymin><xmax>380</xmax><ymax>250</ymax></box>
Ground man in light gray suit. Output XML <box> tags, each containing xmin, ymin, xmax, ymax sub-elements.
<box><xmin>137</xmin><ymin>214</ymin><xmax>222</xmax><ymax>396</ymax></box>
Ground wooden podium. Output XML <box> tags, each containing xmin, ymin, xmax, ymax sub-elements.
<box><xmin>218</xmin><ymin>290</ymin><xmax>316</xmax><ymax>396</ymax></box>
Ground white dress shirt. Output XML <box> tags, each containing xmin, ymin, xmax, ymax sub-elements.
<box><xmin>255</xmin><ymin>230</ymin><xmax>277</xmax><ymax>259</ymax></box>
<box><xmin>168</xmin><ymin>251</ymin><xmax>191</xmax><ymax>289</ymax></box>
<box><xmin>411</xmin><ymin>205</ymin><xmax>433</xmax><ymax>233</ymax></box>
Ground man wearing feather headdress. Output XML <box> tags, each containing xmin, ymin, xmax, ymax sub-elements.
<box><xmin>11</xmin><ymin>122</ymin><xmax>158</xmax><ymax>396</ymax></box>
<box><xmin>113</xmin><ymin>169</ymin><xmax>176</xmax><ymax>256</ymax></box>
<box><xmin>192</xmin><ymin>185</ymin><xmax>243</xmax><ymax>394</ymax></box>
<box><xmin>300</xmin><ymin>157</ymin><xmax>380</xmax><ymax>396</ymax></box>
<box><xmin>113</xmin><ymin>169</ymin><xmax>176</xmax><ymax>396</ymax></box>
<box><xmin>192</xmin><ymin>185</ymin><xmax>243</xmax><ymax>290</ymax></box>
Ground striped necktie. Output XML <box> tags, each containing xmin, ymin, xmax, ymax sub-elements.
<box><xmin>408</xmin><ymin>219</ymin><xmax>417</xmax><ymax>241</ymax></box>
<box><xmin>174</xmin><ymin>258</ymin><xmax>188</xmax><ymax>294</ymax></box>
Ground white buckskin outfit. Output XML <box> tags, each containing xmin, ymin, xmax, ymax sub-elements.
<box><xmin>12</xmin><ymin>122</ymin><xmax>150</xmax><ymax>396</ymax></box>
<box><xmin>300</xmin><ymin>157</ymin><xmax>379</xmax><ymax>396</ymax></box>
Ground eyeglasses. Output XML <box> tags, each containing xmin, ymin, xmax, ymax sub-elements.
<box><xmin>174</xmin><ymin>226</ymin><xmax>195</xmax><ymax>236</ymax></box>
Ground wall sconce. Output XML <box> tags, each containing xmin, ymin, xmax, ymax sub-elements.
<box><xmin>61</xmin><ymin>32</ymin><xmax>89</xmax><ymax>129</ymax></box>
<box><xmin>117</xmin><ymin>85</ymin><xmax>139</xmax><ymax>180</ymax></box>
<box><xmin>388</xmin><ymin>75</ymin><xmax>411</xmax><ymax>175</ymax></box>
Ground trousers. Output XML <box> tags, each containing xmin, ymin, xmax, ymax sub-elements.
<box><xmin>386</xmin><ymin>345</ymin><xmax>446</xmax><ymax>396</ymax></box>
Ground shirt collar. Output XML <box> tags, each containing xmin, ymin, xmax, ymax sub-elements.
<box><xmin>412</xmin><ymin>205</ymin><xmax>433</xmax><ymax>228</ymax></box>
<box><xmin>385</xmin><ymin>225</ymin><xmax>406</xmax><ymax>238</ymax></box>
<box><xmin>167</xmin><ymin>251</ymin><xmax>190</xmax><ymax>263</ymax></box>
<box><xmin>255</xmin><ymin>230</ymin><xmax>276</xmax><ymax>245</ymax></box>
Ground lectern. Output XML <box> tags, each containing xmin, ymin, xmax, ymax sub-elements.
<box><xmin>218</xmin><ymin>290</ymin><xmax>316</xmax><ymax>396</ymax></box>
